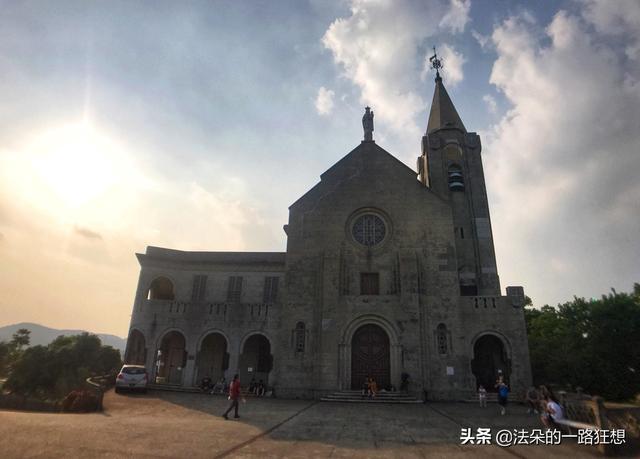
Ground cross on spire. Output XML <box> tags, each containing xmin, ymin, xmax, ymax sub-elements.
<box><xmin>429</xmin><ymin>46</ymin><xmax>443</xmax><ymax>81</ymax></box>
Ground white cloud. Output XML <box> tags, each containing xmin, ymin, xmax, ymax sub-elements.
<box><xmin>484</xmin><ymin>8</ymin><xmax>640</xmax><ymax>306</ymax></box>
<box><xmin>438</xmin><ymin>44</ymin><xmax>466</xmax><ymax>86</ymax></box>
<box><xmin>315</xmin><ymin>86</ymin><xmax>335</xmax><ymax>115</ymax></box>
<box><xmin>581</xmin><ymin>0</ymin><xmax>640</xmax><ymax>65</ymax></box>
<box><xmin>471</xmin><ymin>29</ymin><xmax>491</xmax><ymax>50</ymax></box>
<box><xmin>322</xmin><ymin>0</ymin><xmax>468</xmax><ymax>147</ymax></box>
<box><xmin>440</xmin><ymin>0</ymin><xmax>471</xmax><ymax>33</ymax></box>
<box><xmin>482</xmin><ymin>94</ymin><xmax>497</xmax><ymax>113</ymax></box>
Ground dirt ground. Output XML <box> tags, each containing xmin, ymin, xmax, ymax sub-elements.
<box><xmin>0</xmin><ymin>389</ymin><xmax>628</xmax><ymax>458</ymax></box>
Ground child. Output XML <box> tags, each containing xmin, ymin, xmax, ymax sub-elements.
<box><xmin>496</xmin><ymin>380</ymin><xmax>509</xmax><ymax>415</ymax></box>
<box><xmin>478</xmin><ymin>385</ymin><xmax>487</xmax><ymax>408</ymax></box>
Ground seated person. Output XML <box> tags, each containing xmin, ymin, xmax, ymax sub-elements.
<box><xmin>540</xmin><ymin>392</ymin><xmax>564</xmax><ymax>429</ymax></box>
<box><xmin>361</xmin><ymin>378</ymin><xmax>369</xmax><ymax>398</ymax></box>
<box><xmin>200</xmin><ymin>377</ymin><xmax>213</xmax><ymax>392</ymax></box>
<box><xmin>211</xmin><ymin>377</ymin><xmax>226</xmax><ymax>394</ymax></box>
<box><xmin>368</xmin><ymin>377</ymin><xmax>378</xmax><ymax>399</ymax></box>
<box><xmin>248</xmin><ymin>377</ymin><xmax>257</xmax><ymax>394</ymax></box>
<box><xmin>256</xmin><ymin>380</ymin><xmax>266</xmax><ymax>397</ymax></box>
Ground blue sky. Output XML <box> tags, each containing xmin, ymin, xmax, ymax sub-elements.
<box><xmin>1</xmin><ymin>0</ymin><xmax>639</xmax><ymax>335</ymax></box>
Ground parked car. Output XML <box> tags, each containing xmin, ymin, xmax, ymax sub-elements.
<box><xmin>115</xmin><ymin>365</ymin><xmax>148</xmax><ymax>393</ymax></box>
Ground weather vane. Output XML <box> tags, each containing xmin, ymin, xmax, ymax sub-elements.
<box><xmin>429</xmin><ymin>46</ymin><xmax>443</xmax><ymax>80</ymax></box>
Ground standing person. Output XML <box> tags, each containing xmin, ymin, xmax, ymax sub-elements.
<box><xmin>222</xmin><ymin>374</ymin><xmax>241</xmax><ymax>420</ymax></box>
<box><xmin>496</xmin><ymin>379</ymin><xmax>509</xmax><ymax>415</ymax></box>
<box><xmin>478</xmin><ymin>385</ymin><xmax>487</xmax><ymax>408</ymax></box>
<box><xmin>400</xmin><ymin>372</ymin><xmax>410</xmax><ymax>392</ymax></box>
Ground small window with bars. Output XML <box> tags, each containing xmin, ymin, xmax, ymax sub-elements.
<box><xmin>295</xmin><ymin>322</ymin><xmax>305</xmax><ymax>352</ymax></box>
<box><xmin>360</xmin><ymin>273</ymin><xmax>379</xmax><ymax>295</ymax></box>
<box><xmin>227</xmin><ymin>276</ymin><xmax>243</xmax><ymax>303</ymax></box>
<box><xmin>437</xmin><ymin>323</ymin><xmax>448</xmax><ymax>354</ymax></box>
<box><xmin>263</xmin><ymin>276</ymin><xmax>279</xmax><ymax>303</ymax></box>
<box><xmin>191</xmin><ymin>275</ymin><xmax>208</xmax><ymax>302</ymax></box>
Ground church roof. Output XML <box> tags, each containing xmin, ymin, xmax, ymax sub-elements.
<box><xmin>426</xmin><ymin>75</ymin><xmax>466</xmax><ymax>134</ymax></box>
<box><xmin>137</xmin><ymin>246</ymin><xmax>286</xmax><ymax>266</ymax></box>
<box><xmin>289</xmin><ymin>140</ymin><xmax>432</xmax><ymax>210</ymax></box>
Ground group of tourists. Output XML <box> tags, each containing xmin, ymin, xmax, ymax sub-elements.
<box><xmin>477</xmin><ymin>376</ymin><xmax>565</xmax><ymax>428</ymax></box>
<box><xmin>199</xmin><ymin>376</ymin><xmax>229</xmax><ymax>394</ymax></box>
<box><xmin>219</xmin><ymin>370</ymin><xmax>564</xmax><ymax>427</ymax></box>
<box><xmin>248</xmin><ymin>378</ymin><xmax>267</xmax><ymax>397</ymax></box>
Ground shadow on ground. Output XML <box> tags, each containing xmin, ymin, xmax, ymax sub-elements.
<box><xmin>115</xmin><ymin>389</ymin><xmax>622</xmax><ymax>458</ymax></box>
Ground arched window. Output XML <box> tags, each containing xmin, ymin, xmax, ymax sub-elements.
<box><xmin>295</xmin><ymin>322</ymin><xmax>305</xmax><ymax>352</ymax></box>
<box><xmin>448</xmin><ymin>164</ymin><xmax>465</xmax><ymax>191</ymax></box>
<box><xmin>147</xmin><ymin>277</ymin><xmax>175</xmax><ymax>300</ymax></box>
<box><xmin>437</xmin><ymin>323</ymin><xmax>448</xmax><ymax>354</ymax></box>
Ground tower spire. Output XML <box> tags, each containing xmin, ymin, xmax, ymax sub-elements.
<box><xmin>426</xmin><ymin>48</ymin><xmax>466</xmax><ymax>133</ymax></box>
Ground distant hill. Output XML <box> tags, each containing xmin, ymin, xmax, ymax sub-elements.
<box><xmin>0</xmin><ymin>322</ymin><xmax>126</xmax><ymax>355</ymax></box>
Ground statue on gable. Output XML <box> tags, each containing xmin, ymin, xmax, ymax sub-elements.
<box><xmin>362</xmin><ymin>106</ymin><xmax>374</xmax><ymax>141</ymax></box>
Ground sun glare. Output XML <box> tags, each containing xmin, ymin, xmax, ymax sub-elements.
<box><xmin>29</xmin><ymin>123</ymin><xmax>119</xmax><ymax>207</ymax></box>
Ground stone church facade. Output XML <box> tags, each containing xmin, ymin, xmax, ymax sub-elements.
<box><xmin>125</xmin><ymin>74</ymin><xmax>532</xmax><ymax>400</ymax></box>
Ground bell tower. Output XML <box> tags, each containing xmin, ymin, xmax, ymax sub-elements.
<box><xmin>418</xmin><ymin>49</ymin><xmax>500</xmax><ymax>296</ymax></box>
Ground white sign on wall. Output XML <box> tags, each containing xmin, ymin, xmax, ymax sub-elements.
<box><xmin>446</xmin><ymin>366</ymin><xmax>454</xmax><ymax>376</ymax></box>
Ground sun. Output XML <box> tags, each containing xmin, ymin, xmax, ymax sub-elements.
<box><xmin>29</xmin><ymin>122</ymin><xmax>119</xmax><ymax>207</ymax></box>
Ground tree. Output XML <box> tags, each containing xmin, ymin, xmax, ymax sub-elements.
<box><xmin>10</xmin><ymin>328</ymin><xmax>31</xmax><ymax>350</ymax></box>
<box><xmin>0</xmin><ymin>328</ymin><xmax>33</xmax><ymax>377</ymax></box>
<box><xmin>5</xmin><ymin>333</ymin><xmax>122</xmax><ymax>399</ymax></box>
<box><xmin>525</xmin><ymin>284</ymin><xmax>640</xmax><ymax>401</ymax></box>
<box><xmin>0</xmin><ymin>341</ymin><xmax>10</xmax><ymax>377</ymax></box>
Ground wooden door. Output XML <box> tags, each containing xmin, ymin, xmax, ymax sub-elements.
<box><xmin>351</xmin><ymin>324</ymin><xmax>390</xmax><ymax>389</ymax></box>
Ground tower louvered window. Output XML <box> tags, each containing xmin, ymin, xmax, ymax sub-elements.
<box><xmin>448</xmin><ymin>164</ymin><xmax>465</xmax><ymax>191</ymax></box>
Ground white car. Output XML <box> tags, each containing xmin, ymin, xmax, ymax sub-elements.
<box><xmin>115</xmin><ymin>365</ymin><xmax>148</xmax><ymax>393</ymax></box>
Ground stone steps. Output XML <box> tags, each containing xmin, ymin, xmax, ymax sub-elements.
<box><xmin>461</xmin><ymin>394</ymin><xmax>525</xmax><ymax>404</ymax></box>
<box><xmin>320</xmin><ymin>390</ymin><xmax>422</xmax><ymax>404</ymax></box>
<box><xmin>147</xmin><ymin>383</ymin><xmax>201</xmax><ymax>393</ymax></box>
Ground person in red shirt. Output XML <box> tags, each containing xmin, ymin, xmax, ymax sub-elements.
<box><xmin>222</xmin><ymin>374</ymin><xmax>241</xmax><ymax>419</ymax></box>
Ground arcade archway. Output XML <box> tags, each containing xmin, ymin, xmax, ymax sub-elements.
<box><xmin>239</xmin><ymin>334</ymin><xmax>272</xmax><ymax>386</ymax></box>
<box><xmin>155</xmin><ymin>331</ymin><xmax>186</xmax><ymax>385</ymax></box>
<box><xmin>196</xmin><ymin>332</ymin><xmax>229</xmax><ymax>384</ymax></box>
<box><xmin>125</xmin><ymin>329</ymin><xmax>146</xmax><ymax>365</ymax></box>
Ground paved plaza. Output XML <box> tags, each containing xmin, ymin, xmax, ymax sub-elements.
<box><xmin>0</xmin><ymin>390</ymin><xmax>621</xmax><ymax>458</ymax></box>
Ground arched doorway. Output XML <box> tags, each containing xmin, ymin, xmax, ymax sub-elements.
<box><xmin>125</xmin><ymin>329</ymin><xmax>146</xmax><ymax>365</ymax></box>
<box><xmin>239</xmin><ymin>334</ymin><xmax>272</xmax><ymax>386</ymax></box>
<box><xmin>351</xmin><ymin>324</ymin><xmax>390</xmax><ymax>389</ymax></box>
<box><xmin>471</xmin><ymin>334</ymin><xmax>510</xmax><ymax>390</ymax></box>
<box><xmin>196</xmin><ymin>333</ymin><xmax>229</xmax><ymax>384</ymax></box>
<box><xmin>155</xmin><ymin>331</ymin><xmax>186</xmax><ymax>385</ymax></box>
